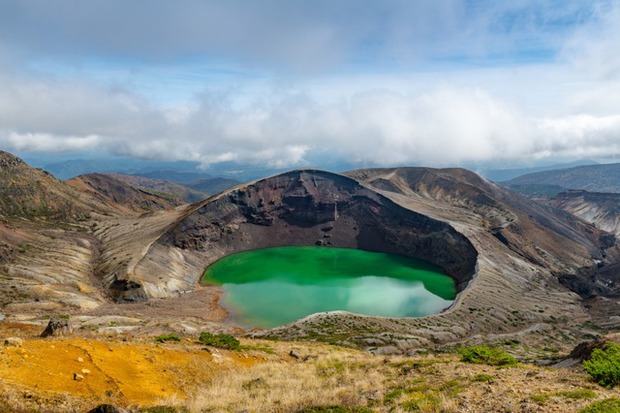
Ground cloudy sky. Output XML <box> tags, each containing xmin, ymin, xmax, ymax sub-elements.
<box><xmin>1</xmin><ymin>0</ymin><xmax>620</xmax><ymax>170</ymax></box>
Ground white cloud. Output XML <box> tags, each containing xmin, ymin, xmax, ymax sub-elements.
<box><xmin>5</xmin><ymin>69</ymin><xmax>620</xmax><ymax>168</ymax></box>
<box><xmin>563</xmin><ymin>2</ymin><xmax>620</xmax><ymax>80</ymax></box>
<box><xmin>0</xmin><ymin>132</ymin><xmax>102</xmax><ymax>152</ymax></box>
<box><xmin>1</xmin><ymin>1</ymin><xmax>620</xmax><ymax>169</ymax></box>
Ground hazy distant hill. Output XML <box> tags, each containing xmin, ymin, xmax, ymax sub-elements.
<box><xmin>132</xmin><ymin>170</ymin><xmax>214</xmax><ymax>184</ymax></box>
<box><xmin>129</xmin><ymin>171</ymin><xmax>240</xmax><ymax>196</ymax></box>
<box><xmin>42</xmin><ymin>159</ymin><xmax>201</xmax><ymax>180</ymax></box>
<box><xmin>185</xmin><ymin>177</ymin><xmax>241</xmax><ymax>194</ymax></box>
<box><xmin>480</xmin><ymin>159</ymin><xmax>599</xmax><ymax>182</ymax></box>
<box><xmin>504</xmin><ymin>162</ymin><xmax>620</xmax><ymax>195</ymax></box>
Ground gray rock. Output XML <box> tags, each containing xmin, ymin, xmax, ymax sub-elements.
<box><xmin>41</xmin><ymin>317</ymin><xmax>73</xmax><ymax>338</ymax></box>
<box><xmin>369</xmin><ymin>346</ymin><xmax>400</xmax><ymax>356</ymax></box>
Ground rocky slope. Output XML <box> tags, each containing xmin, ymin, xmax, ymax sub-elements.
<box><xmin>66</xmin><ymin>173</ymin><xmax>184</xmax><ymax>213</ymax></box>
<box><xmin>0</xmin><ymin>151</ymin><xmax>114</xmax><ymax>221</ymax></box>
<box><xmin>103</xmin><ymin>173</ymin><xmax>208</xmax><ymax>203</ymax></box>
<box><xmin>347</xmin><ymin>167</ymin><xmax>609</xmax><ymax>275</ymax></box>
<box><xmin>549</xmin><ymin>190</ymin><xmax>620</xmax><ymax>236</ymax></box>
<box><xmin>0</xmin><ymin>153</ymin><xmax>130</xmax><ymax>313</ymax></box>
<box><xmin>545</xmin><ymin>190</ymin><xmax>620</xmax><ymax>322</ymax></box>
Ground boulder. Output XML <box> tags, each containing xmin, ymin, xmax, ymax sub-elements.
<box><xmin>4</xmin><ymin>337</ymin><xmax>22</xmax><ymax>347</ymax></box>
<box><xmin>40</xmin><ymin>317</ymin><xmax>73</xmax><ymax>338</ymax></box>
<box><xmin>567</xmin><ymin>333</ymin><xmax>620</xmax><ymax>361</ymax></box>
<box><xmin>554</xmin><ymin>333</ymin><xmax>620</xmax><ymax>368</ymax></box>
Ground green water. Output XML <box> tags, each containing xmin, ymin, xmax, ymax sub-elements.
<box><xmin>201</xmin><ymin>246</ymin><xmax>456</xmax><ymax>328</ymax></box>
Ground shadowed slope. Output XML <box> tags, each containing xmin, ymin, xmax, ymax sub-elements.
<box><xmin>121</xmin><ymin>170</ymin><xmax>478</xmax><ymax>301</ymax></box>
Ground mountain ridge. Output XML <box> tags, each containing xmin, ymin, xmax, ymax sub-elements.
<box><xmin>504</xmin><ymin>162</ymin><xmax>620</xmax><ymax>194</ymax></box>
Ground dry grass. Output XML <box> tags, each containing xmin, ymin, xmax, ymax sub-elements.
<box><xmin>0</xmin><ymin>329</ymin><xmax>617</xmax><ymax>413</ymax></box>
<box><xmin>175</xmin><ymin>345</ymin><xmax>614</xmax><ymax>413</ymax></box>
<box><xmin>185</xmin><ymin>349</ymin><xmax>385</xmax><ymax>413</ymax></box>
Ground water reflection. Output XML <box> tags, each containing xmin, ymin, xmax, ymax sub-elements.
<box><xmin>202</xmin><ymin>247</ymin><xmax>455</xmax><ymax>328</ymax></box>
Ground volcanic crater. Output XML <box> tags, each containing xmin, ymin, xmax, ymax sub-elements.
<box><xmin>1</xmin><ymin>151</ymin><xmax>618</xmax><ymax>355</ymax></box>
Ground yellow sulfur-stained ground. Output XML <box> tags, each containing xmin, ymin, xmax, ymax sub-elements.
<box><xmin>1</xmin><ymin>338</ymin><xmax>213</xmax><ymax>403</ymax></box>
<box><xmin>0</xmin><ymin>323</ymin><xmax>263</xmax><ymax>411</ymax></box>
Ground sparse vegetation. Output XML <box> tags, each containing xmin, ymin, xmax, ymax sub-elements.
<box><xmin>295</xmin><ymin>407</ymin><xmax>372</xmax><ymax>413</ymax></box>
<box><xmin>198</xmin><ymin>332</ymin><xmax>240</xmax><ymax>350</ymax></box>
<box><xmin>556</xmin><ymin>389</ymin><xmax>597</xmax><ymax>400</ymax></box>
<box><xmin>0</xmin><ymin>331</ymin><xmax>618</xmax><ymax>413</ymax></box>
<box><xmin>530</xmin><ymin>393</ymin><xmax>552</xmax><ymax>404</ymax></box>
<box><xmin>471</xmin><ymin>373</ymin><xmax>494</xmax><ymax>382</ymax></box>
<box><xmin>583</xmin><ymin>342</ymin><xmax>620</xmax><ymax>387</ymax></box>
<box><xmin>531</xmin><ymin>389</ymin><xmax>597</xmax><ymax>404</ymax></box>
<box><xmin>459</xmin><ymin>346</ymin><xmax>517</xmax><ymax>366</ymax></box>
<box><xmin>155</xmin><ymin>333</ymin><xmax>182</xmax><ymax>343</ymax></box>
<box><xmin>579</xmin><ymin>398</ymin><xmax>620</xmax><ymax>413</ymax></box>
<box><xmin>140</xmin><ymin>406</ymin><xmax>188</xmax><ymax>413</ymax></box>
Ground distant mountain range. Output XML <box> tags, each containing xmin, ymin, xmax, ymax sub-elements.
<box><xmin>40</xmin><ymin>158</ymin><xmax>280</xmax><ymax>182</ymax></box>
<box><xmin>105</xmin><ymin>173</ymin><xmax>240</xmax><ymax>201</ymax></box>
<box><xmin>503</xmin><ymin>162</ymin><xmax>620</xmax><ymax>196</ymax></box>
<box><xmin>41</xmin><ymin>158</ymin><xmax>202</xmax><ymax>181</ymax></box>
<box><xmin>478</xmin><ymin>159</ymin><xmax>599</xmax><ymax>182</ymax></box>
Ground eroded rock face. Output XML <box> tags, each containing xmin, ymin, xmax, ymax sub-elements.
<box><xmin>549</xmin><ymin>190</ymin><xmax>620</xmax><ymax>236</ymax></box>
<box><xmin>110</xmin><ymin>279</ymin><xmax>149</xmax><ymax>303</ymax></box>
<box><xmin>162</xmin><ymin>170</ymin><xmax>478</xmax><ymax>288</ymax></box>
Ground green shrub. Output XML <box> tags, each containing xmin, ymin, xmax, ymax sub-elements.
<box><xmin>471</xmin><ymin>374</ymin><xmax>494</xmax><ymax>382</ymax></box>
<box><xmin>400</xmin><ymin>396</ymin><xmax>440</xmax><ymax>412</ymax></box>
<box><xmin>579</xmin><ymin>398</ymin><xmax>620</xmax><ymax>413</ymax></box>
<box><xmin>198</xmin><ymin>332</ymin><xmax>240</xmax><ymax>350</ymax></box>
<box><xmin>530</xmin><ymin>393</ymin><xmax>552</xmax><ymax>404</ymax></box>
<box><xmin>155</xmin><ymin>333</ymin><xmax>181</xmax><ymax>343</ymax></box>
<box><xmin>583</xmin><ymin>342</ymin><xmax>620</xmax><ymax>387</ymax></box>
<box><xmin>459</xmin><ymin>346</ymin><xmax>517</xmax><ymax>366</ymax></box>
<box><xmin>556</xmin><ymin>389</ymin><xmax>597</xmax><ymax>400</ymax></box>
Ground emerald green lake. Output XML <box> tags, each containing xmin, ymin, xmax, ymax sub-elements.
<box><xmin>201</xmin><ymin>246</ymin><xmax>456</xmax><ymax>328</ymax></box>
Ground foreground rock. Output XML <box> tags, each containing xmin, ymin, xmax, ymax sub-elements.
<box><xmin>40</xmin><ymin>318</ymin><xmax>73</xmax><ymax>337</ymax></box>
<box><xmin>556</xmin><ymin>333</ymin><xmax>620</xmax><ymax>367</ymax></box>
<box><xmin>4</xmin><ymin>337</ymin><xmax>22</xmax><ymax>347</ymax></box>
